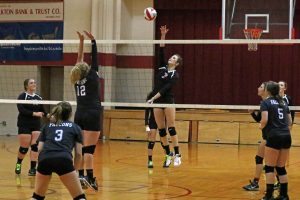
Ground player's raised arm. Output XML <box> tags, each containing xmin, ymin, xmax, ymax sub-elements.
<box><xmin>76</xmin><ymin>31</ymin><xmax>84</xmax><ymax>63</ymax></box>
<box><xmin>160</xmin><ymin>25</ymin><xmax>169</xmax><ymax>48</ymax></box>
<box><xmin>84</xmin><ymin>31</ymin><xmax>98</xmax><ymax>71</ymax></box>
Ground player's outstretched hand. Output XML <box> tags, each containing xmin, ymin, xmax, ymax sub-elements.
<box><xmin>84</xmin><ymin>31</ymin><xmax>95</xmax><ymax>40</ymax></box>
<box><xmin>160</xmin><ymin>25</ymin><xmax>169</xmax><ymax>36</ymax></box>
<box><xmin>76</xmin><ymin>31</ymin><xmax>84</xmax><ymax>41</ymax></box>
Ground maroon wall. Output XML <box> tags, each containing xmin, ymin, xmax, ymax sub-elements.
<box><xmin>154</xmin><ymin>0</ymin><xmax>300</xmax><ymax>105</ymax></box>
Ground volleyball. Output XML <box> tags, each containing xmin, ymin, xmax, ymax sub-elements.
<box><xmin>144</xmin><ymin>7</ymin><xmax>157</xmax><ymax>21</ymax></box>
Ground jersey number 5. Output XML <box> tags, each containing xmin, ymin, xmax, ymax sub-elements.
<box><xmin>55</xmin><ymin>130</ymin><xmax>64</xmax><ymax>141</ymax></box>
<box><xmin>278</xmin><ymin>108</ymin><xmax>284</xmax><ymax>119</ymax></box>
<box><xmin>76</xmin><ymin>85</ymin><xmax>86</xmax><ymax>96</ymax></box>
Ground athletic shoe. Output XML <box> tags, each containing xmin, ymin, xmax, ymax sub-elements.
<box><xmin>274</xmin><ymin>195</ymin><xmax>289</xmax><ymax>200</ymax></box>
<box><xmin>148</xmin><ymin>160</ymin><xmax>153</xmax><ymax>168</ymax></box>
<box><xmin>15</xmin><ymin>163</ymin><xmax>22</xmax><ymax>175</ymax></box>
<box><xmin>173</xmin><ymin>154</ymin><xmax>182</xmax><ymax>167</ymax></box>
<box><xmin>85</xmin><ymin>176</ymin><xmax>98</xmax><ymax>191</ymax></box>
<box><xmin>79</xmin><ymin>176</ymin><xmax>88</xmax><ymax>189</ymax></box>
<box><xmin>242</xmin><ymin>180</ymin><xmax>259</xmax><ymax>191</ymax></box>
<box><xmin>163</xmin><ymin>154</ymin><xmax>172</xmax><ymax>168</ymax></box>
<box><xmin>274</xmin><ymin>182</ymin><xmax>280</xmax><ymax>190</ymax></box>
<box><xmin>28</xmin><ymin>168</ymin><xmax>36</xmax><ymax>176</ymax></box>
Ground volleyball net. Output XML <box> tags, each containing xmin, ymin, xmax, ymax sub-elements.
<box><xmin>0</xmin><ymin>39</ymin><xmax>300</xmax><ymax>111</ymax></box>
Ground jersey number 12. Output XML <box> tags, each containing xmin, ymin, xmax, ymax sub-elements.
<box><xmin>76</xmin><ymin>85</ymin><xmax>86</xmax><ymax>96</ymax></box>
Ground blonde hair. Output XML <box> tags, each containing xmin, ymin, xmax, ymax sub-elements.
<box><xmin>49</xmin><ymin>101</ymin><xmax>72</xmax><ymax>125</ymax></box>
<box><xmin>70</xmin><ymin>62</ymin><xmax>90</xmax><ymax>84</ymax></box>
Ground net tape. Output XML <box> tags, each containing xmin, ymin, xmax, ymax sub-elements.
<box><xmin>1</xmin><ymin>99</ymin><xmax>300</xmax><ymax>111</ymax></box>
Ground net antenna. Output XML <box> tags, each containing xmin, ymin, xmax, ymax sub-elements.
<box><xmin>243</xmin><ymin>28</ymin><xmax>263</xmax><ymax>51</ymax></box>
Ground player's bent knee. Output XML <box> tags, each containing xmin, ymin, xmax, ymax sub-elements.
<box><xmin>148</xmin><ymin>141</ymin><xmax>155</xmax><ymax>149</ymax></box>
<box><xmin>276</xmin><ymin>166</ymin><xmax>287</xmax><ymax>176</ymax></box>
<box><xmin>264</xmin><ymin>165</ymin><xmax>275</xmax><ymax>173</ymax></box>
<box><xmin>82</xmin><ymin>145</ymin><xmax>96</xmax><ymax>155</ymax></box>
<box><xmin>255</xmin><ymin>155</ymin><xmax>263</xmax><ymax>164</ymax></box>
<box><xmin>73</xmin><ymin>193</ymin><xmax>86</xmax><ymax>200</ymax></box>
<box><xmin>168</xmin><ymin>127</ymin><xmax>177</xmax><ymax>136</ymax></box>
<box><xmin>19</xmin><ymin>146</ymin><xmax>29</xmax><ymax>154</ymax></box>
<box><xmin>159</xmin><ymin>129</ymin><xmax>167</xmax><ymax>137</ymax></box>
<box><xmin>32</xmin><ymin>193</ymin><xmax>45</xmax><ymax>200</ymax></box>
<box><xmin>31</xmin><ymin>143</ymin><xmax>38</xmax><ymax>152</ymax></box>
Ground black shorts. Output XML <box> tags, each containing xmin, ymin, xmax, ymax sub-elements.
<box><xmin>74</xmin><ymin>107</ymin><xmax>103</xmax><ymax>131</ymax></box>
<box><xmin>153</xmin><ymin>96</ymin><xmax>174</xmax><ymax>104</ymax></box>
<box><xmin>266</xmin><ymin>134</ymin><xmax>292</xmax><ymax>150</ymax></box>
<box><xmin>148</xmin><ymin>118</ymin><xmax>157</xmax><ymax>130</ymax></box>
<box><xmin>18</xmin><ymin>125</ymin><xmax>40</xmax><ymax>135</ymax></box>
<box><xmin>37</xmin><ymin>157</ymin><xmax>75</xmax><ymax>176</ymax></box>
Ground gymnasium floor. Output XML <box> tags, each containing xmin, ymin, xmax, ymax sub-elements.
<box><xmin>1</xmin><ymin>136</ymin><xmax>300</xmax><ymax>200</ymax></box>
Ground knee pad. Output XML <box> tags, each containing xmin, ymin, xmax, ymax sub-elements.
<box><xmin>265</xmin><ymin>165</ymin><xmax>275</xmax><ymax>173</ymax></box>
<box><xmin>73</xmin><ymin>193</ymin><xmax>86</xmax><ymax>200</ymax></box>
<box><xmin>31</xmin><ymin>144</ymin><xmax>38</xmax><ymax>152</ymax></box>
<box><xmin>276</xmin><ymin>166</ymin><xmax>287</xmax><ymax>176</ymax></box>
<box><xmin>168</xmin><ymin>127</ymin><xmax>177</xmax><ymax>136</ymax></box>
<box><xmin>159</xmin><ymin>129</ymin><xmax>167</xmax><ymax>137</ymax></box>
<box><xmin>32</xmin><ymin>193</ymin><xmax>45</xmax><ymax>200</ymax></box>
<box><xmin>82</xmin><ymin>145</ymin><xmax>96</xmax><ymax>155</ymax></box>
<box><xmin>148</xmin><ymin>141</ymin><xmax>155</xmax><ymax>150</ymax></box>
<box><xmin>255</xmin><ymin>155</ymin><xmax>264</xmax><ymax>164</ymax></box>
<box><xmin>19</xmin><ymin>146</ymin><xmax>29</xmax><ymax>154</ymax></box>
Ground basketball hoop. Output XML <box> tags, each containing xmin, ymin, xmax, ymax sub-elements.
<box><xmin>243</xmin><ymin>28</ymin><xmax>263</xmax><ymax>51</ymax></box>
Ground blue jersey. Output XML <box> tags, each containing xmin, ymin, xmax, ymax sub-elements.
<box><xmin>38</xmin><ymin>121</ymin><xmax>83</xmax><ymax>161</ymax></box>
<box><xmin>260</xmin><ymin>97</ymin><xmax>290</xmax><ymax>136</ymax></box>
<box><xmin>75</xmin><ymin>39</ymin><xmax>101</xmax><ymax>109</ymax></box>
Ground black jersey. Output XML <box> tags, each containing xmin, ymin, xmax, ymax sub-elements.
<box><xmin>75</xmin><ymin>39</ymin><xmax>101</xmax><ymax>109</ymax></box>
<box><xmin>38</xmin><ymin>121</ymin><xmax>82</xmax><ymax>161</ymax></box>
<box><xmin>283</xmin><ymin>94</ymin><xmax>295</xmax><ymax>123</ymax></box>
<box><xmin>260</xmin><ymin>97</ymin><xmax>290</xmax><ymax>136</ymax></box>
<box><xmin>153</xmin><ymin>47</ymin><xmax>179</xmax><ymax>102</ymax></box>
<box><xmin>17</xmin><ymin>92</ymin><xmax>46</xmax><ymax>127</ymax></box>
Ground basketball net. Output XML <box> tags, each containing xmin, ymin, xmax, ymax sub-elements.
<box><xmin>243</xmin><ymin>28</ymin><xmax>263</xmax><ymax>51</ymax></box>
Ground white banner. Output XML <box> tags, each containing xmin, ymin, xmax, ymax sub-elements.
<box><xmin>0</xmin><ymin>2</ymin><xmax>63</xmax><ymax>22</ymax></box>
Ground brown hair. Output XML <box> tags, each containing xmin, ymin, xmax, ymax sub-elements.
<box><xmin>175</xmin><ymin>54</ymin><xmax>183</xmax><ymax>67</ymax></box>
<box><xmin>23</xmin><ymin>79</ymin><xmax>30</xmax><ymax>90</ymax></box>
<box><xmin>70</xmin><ymin>62</ymin><xmax>90</xmax><ymax>84</ymax></box>
<box><xmin>266</xmin><ymin>81</ymin><xmax>284</xmax><ymax>108</ymax></box>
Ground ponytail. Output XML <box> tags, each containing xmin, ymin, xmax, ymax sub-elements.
<box><xmin>49</xmin><ymin>101</ymin><xmax>72</xmax><ymax>125</ymax></box>
<box><xmin>266</xmin><ymin>81</ymin><xmax>284</xmax><ymax>108</ymax></box>
<box><xmin>274</xmin><ymin>94</ymin><xmax>285</xmax><ymax>108</ymax></box>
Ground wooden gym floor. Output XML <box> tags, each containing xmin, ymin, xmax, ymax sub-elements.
<box><xmin>1</xmin><ymin>136</ymin><xmax>300</xmax><ymax>200</ymax></box>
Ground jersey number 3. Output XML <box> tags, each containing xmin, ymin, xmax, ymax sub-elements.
<box><xmin>55</xmin><ymin>130</ymin><xmax>64</xmax><ymax>141</ymax></box>
<box><xmin>76</xmin><ymin>85</ymin><xmax>86</xmax><ymax>96</ymax></box>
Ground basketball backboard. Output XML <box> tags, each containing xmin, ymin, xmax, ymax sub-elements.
<box><xmin>222</xmin><ymin>0</ymin><xmax>296</xmax><ymax>39</ymax></box>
